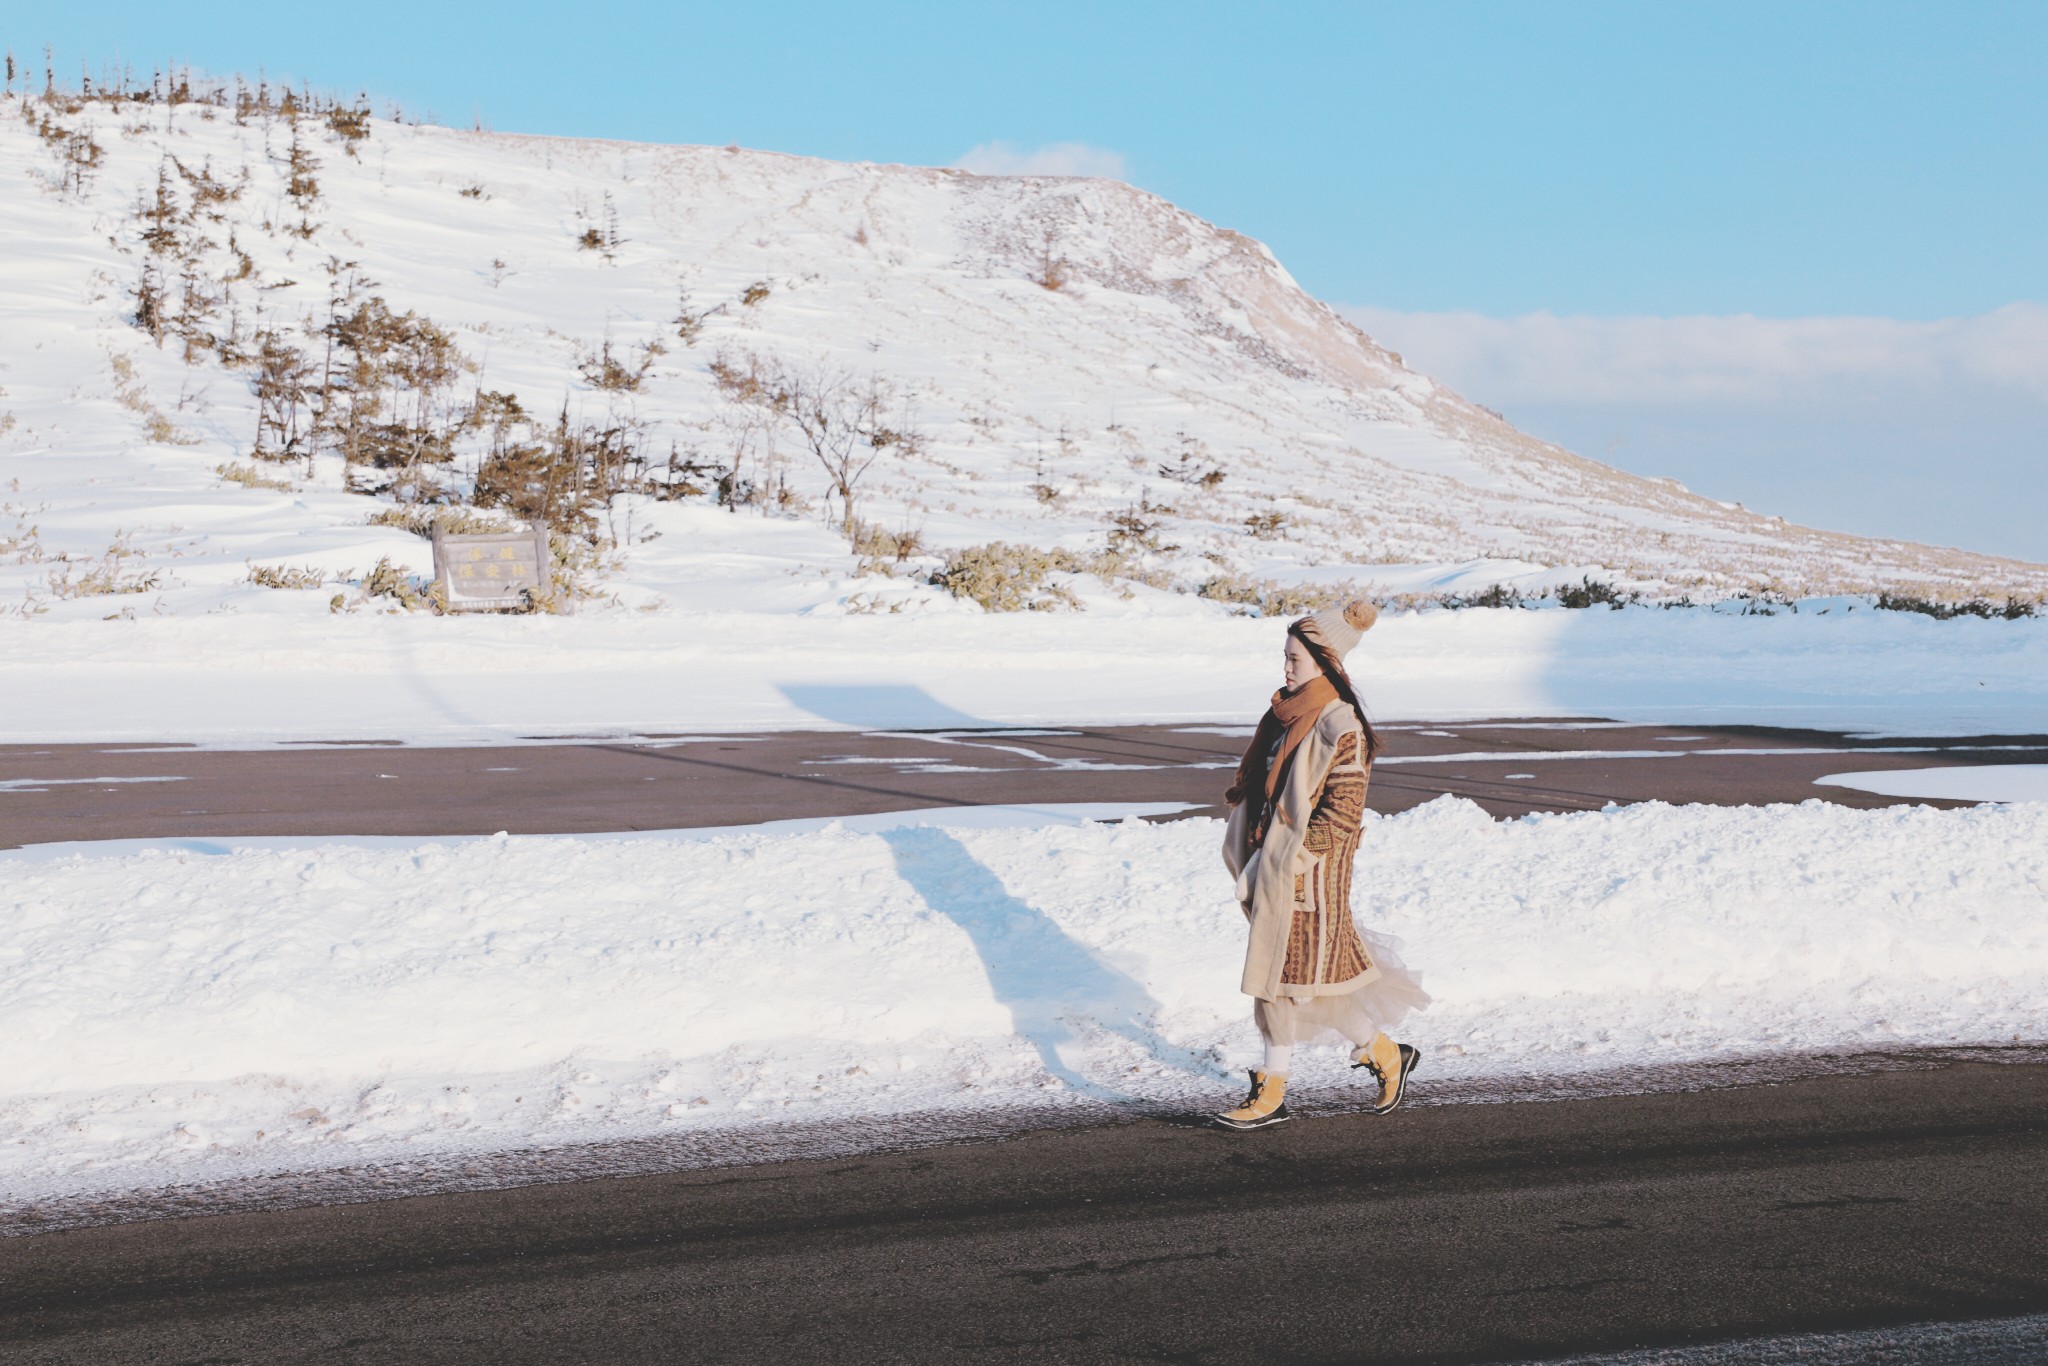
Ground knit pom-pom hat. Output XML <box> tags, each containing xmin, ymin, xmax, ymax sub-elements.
<box><xmin>1294</xmin><ymin>598</ymin><xmax>1379</xmax><ymax>660</ymax></box>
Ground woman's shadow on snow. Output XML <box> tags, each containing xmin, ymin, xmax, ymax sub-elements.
<box><xmin>880</xmin><ymin>826</ymin><xmax>1218</xmax><ymax>1104</ymax></box>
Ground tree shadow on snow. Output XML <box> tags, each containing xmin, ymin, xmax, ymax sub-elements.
<box><xmin>880</xmin><ymin>826</ymin><xmax>1217</xmax><ymax>1104</ymax></box>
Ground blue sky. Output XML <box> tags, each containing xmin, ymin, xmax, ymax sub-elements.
<box><xmin>22</xmin><ymin>1</ymin><xmax>2047</xmax><ymax>317</ymax></box>
<box><xmin>17</xmin><ymin>2</ymin><xmax>2048</xmax><ymax>556</ymax></box>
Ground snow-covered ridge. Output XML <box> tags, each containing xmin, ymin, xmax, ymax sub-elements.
<box><xmin>2</xmin><ymin>91</ymin><xmax>2043</xmax><ymax>626</ymax></box>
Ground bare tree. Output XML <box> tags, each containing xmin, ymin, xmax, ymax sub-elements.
<box><xmin>788</xmin><ymin>368</ymin><xmax>885</xmax><ymax>533</ymax></box>
<box><xmin>706</xmin><ymin>351</ymin><xmax>917</xmax><ymax>530</ymax></box>
<box><xmin>777</xmin><ymin>365</ymin><xmax>909</xmax><ymax>533</ymax></box>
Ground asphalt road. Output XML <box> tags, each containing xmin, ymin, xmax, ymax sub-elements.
<box><xmin>2</xmin><ymin>1061</ymin><xmax>2043</xmax><ymax>1364</ymax></box>
<box><xmin>6</xmin><ymin>719</ymin><xmax>2046</xmax><ymax>847</ymax></box>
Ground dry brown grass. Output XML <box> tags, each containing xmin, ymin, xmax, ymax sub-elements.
<box><xmin>218</xmin><ymin>461</ymin><xmax>294</xmax><ymax>492</ymax></box>
<box><xmin>50</xmin><ymin>551</ymin><xmax>161</xmax><ymax>598</ymax></box>
<box><xmin>245</xmin><ymin>563</ymin><xmax>329</xmax><ymax>589</ymax></box>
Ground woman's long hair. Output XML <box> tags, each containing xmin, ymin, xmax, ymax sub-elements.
<box><xmin>1289</xmin><ymin>620</ymin><xmax>1381</xmax><ymax>760</ymax></box>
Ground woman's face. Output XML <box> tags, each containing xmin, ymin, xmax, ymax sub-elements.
<box><xmin>1283</xmin><ymin>635</ymin><xmax>1319</xmax><ymax>691</ymax></box>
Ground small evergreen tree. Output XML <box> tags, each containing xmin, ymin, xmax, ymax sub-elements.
<box><xmin>172</xmin><ymin>246</ymin><xmax>222</xmax><ymax>363</ymax></box>
<box><xmin>601</xmin><ymin>191</ymin><xmax>624</xmax><ymax>262</ymax></box>
<box><xmin>250</xmin><ymin>329</ymin><xmax>314</xmax><ymax>459</ymax></box>
<box><xmin>283</xmin><ymin>120</ymin><xmax>319</xmax><ymax>237</ymax></box>
<box><xmin>326</xmin><ymin>98</ymin><xmax>371</xmax><ymax>156</ymax></box>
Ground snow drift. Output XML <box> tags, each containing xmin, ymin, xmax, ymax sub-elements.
<box><xmin>5</xmin><ymin>797</ymin><xmax>2044</xmax><ymax>1206</ymax></box>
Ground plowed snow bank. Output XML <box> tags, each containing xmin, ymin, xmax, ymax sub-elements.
<box><xmin>4</xmin><ymin>797</ymin><xmax>2044</xmax><ymax>1203</ymax></box>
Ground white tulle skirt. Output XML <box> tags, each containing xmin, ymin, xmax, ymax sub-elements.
<box><xmin>1254</xmin><ymin>928</ymin><xmax>1431</xmax><ymax>1050</ymax></box>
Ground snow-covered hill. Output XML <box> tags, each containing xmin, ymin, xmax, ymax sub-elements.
<box><xmin>4</xmin><ymin>89</ymin><xmax>2043</xmax><ymax>626</ymax></box>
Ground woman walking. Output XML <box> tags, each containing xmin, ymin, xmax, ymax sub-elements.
<box><xmin>1214</xmin><ymin>599</ymin><xmax>1428</xmax><ymax>1131</ymax></box>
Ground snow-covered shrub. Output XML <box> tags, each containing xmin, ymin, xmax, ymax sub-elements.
<box><xmin>48</xmin><ymin>548</ymin><xmax>160</xmax><ymax>598</ymax></box>
<box><xmin>1727</xmin><ymin>587</ymin><xmax>1799</xmax><ymax>616</ymax></box>
<box><xmin>930</xmin><ymin>543</ymin><xmax>1082</xmax><ymax>612</ymax></box>
<box><xmin>1197</xmin><ymin>575</ymin><xmax>1364</xmax><ymax>618</ymax></box>
<box><xmin>325</xmin><ymin>102</ymin><xmax>372</xmax><ymax>157</ymax></box>
<box><xmin>848</xmin><ymin>519</ymin><xmax>926</xmax><ymax>570</ymax></box>
<box><xmin>929</xmin><ymin>540</ymin><xmax>1178</xmax><ymax>610</ymax></box>
<box><xmin>323</xmin><ymin>298</ymin><xmax>468</xmax><ymax>494</ymax></box>
<box><xmin>217</xmin><ymin>461</ymin><xmax>294</xmax><ymax>492</ymax></box>
<box><xmin>1555</xmin><ymin>576</ymin><xmax>1640</xmax><ymax>610</ymax></box>
<box><xmin>1243</xmin><ymin>510</ymin><xmax>1289</xmax><ymax>539</ymax></box>
<box><xmin>1877</xmin><ymin>591</ymin><xmax>2039</xmax><ymax>620</ymax></box>
<box><xmin>363</xmin><ymin>505</ymin><xmax>520</xmax><ymax>537</ymax></box>
<box><xmin>571</xmin><ymin>192</ymin><xmax>624</xmax><ymax>261</ymax></box>
<box><xmin>244</xmin><ymin>563</ymin><xmax>328</xmax><ymax>589</ymax></box>
<box><xmin>24</xmin><ymin>102</ymin><xmax>103</xmax><ymax>196</ymax></box>
<box><xmin>359</xmin><ymin>556</ymin><xmax>437</xmax><ymax>611</ymax></box>
<box><xmin>1440</xmin><ymin>583</ymin><xmax>1528</xmax><ymax>610</ymax></box>
<box><xmin>577</xmin><ymin>337</ymin><xmax>663</xmax><ymax>393</ymax></box>
<box><xmin>670</xmin><ymin>288</ymin><xmax>713</xmax><ymax>347</ymax></box>
<box><xmin>1083</xmin><ymin>547</ymin><xmax>1174</xmax><ymax>593</ymax></box>
<box><xmin>471</xmin><ymin>406</ymin><xmax>646</xmax><ymax>536</ymax></box>
<box><xmin>1105</xmin><ymin>499</ymin><xmax>1175</xmax><ymax>555</ymax></box>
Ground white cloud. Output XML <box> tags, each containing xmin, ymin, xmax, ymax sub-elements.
<box><xmin>952</xmin><ymin>141</ymin><xmax>1128</xmax><ymax>181</ymax></box>
<box><xmin>1336</xmin><ymin>304</ymin><xmax>2048</xmax><ymax>562</ymax></box>
<box><xmin>1340</xmin><ymin>303</ymin><xmax>2048</xmax><ymax>406</ymax></box>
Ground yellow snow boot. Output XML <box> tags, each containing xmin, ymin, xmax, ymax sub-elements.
<box><xmin>1213</xmin><ymin>1069</ymin><xmax>1290</xmax><ymax>1131</ymax></box>
<box><xmin>1352</xmin><ymin>1033</ymin><xmax>1420</xmax><ymax>1115</ymax></box>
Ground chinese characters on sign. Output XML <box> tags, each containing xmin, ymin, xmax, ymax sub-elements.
<box><xmin>430</xmin><ymin>521</ymin><xmax>553</xmax><ymax>611</ymax></box>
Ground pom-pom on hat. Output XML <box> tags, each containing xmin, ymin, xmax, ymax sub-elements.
<box><xmin>1294</xmin><ymin>598</ymin><xmax>1379</xmax><ymax>660</ymax></box>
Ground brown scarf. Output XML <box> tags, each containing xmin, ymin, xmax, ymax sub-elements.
<box><xmin>1225</xmin><ymin>675</ymin><xmax>1338</xmax><ymax>847</ymax></box>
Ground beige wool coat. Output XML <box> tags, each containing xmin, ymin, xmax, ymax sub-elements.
<box><xmin>1222</xmin><ymin>697</ymin><xmax>1381</xmax><ymax>1003</ymax></box>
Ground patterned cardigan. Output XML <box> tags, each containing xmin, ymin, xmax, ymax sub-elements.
<box><xmin>1223</xmin><ymin>699</ymin><xmax>1380</xmax><ymax>1001</ymax></box>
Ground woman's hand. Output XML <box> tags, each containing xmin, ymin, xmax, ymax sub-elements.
<box><xmin>1292</xmin><ymin>845</ymin><xmax>1319</xmax><ymax>903</ymax></box>
<box><xmin>1235</xmin><ymin>848</ymin><xmax>1263</xmax><ymax>905</ymax></box>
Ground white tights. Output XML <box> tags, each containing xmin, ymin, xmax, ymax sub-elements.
<box><xmin>1255</xmin><ymin>995</ymin><xmax>1396</xmax><ymax>1079</ymax></box>
<box><xmin>1249</xmin><ymin>931</ymin><xmax>1432</xmax><ymax>1081</ymax></box>
<box><xmin>1261</xmin><ymin>1036</ymin><xmax>1384</xmax><ymax>1078</ymax></box>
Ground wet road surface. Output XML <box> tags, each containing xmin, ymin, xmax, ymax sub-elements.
<box><xmin>2</xmin><ymin>1060</ymin><xmax>2043</xmax><ymax>1363</ymax></box>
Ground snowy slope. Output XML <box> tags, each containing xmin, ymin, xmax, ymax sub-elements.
<box><xmin>3</xmin><ymin>90</ymin><xmax>2045</xmax><ymax>632</ymax></box>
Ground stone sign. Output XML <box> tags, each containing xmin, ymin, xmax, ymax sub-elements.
<box><xmin>431</xmin><ymin>521</ymin><xmax>552</xmax><ymax>612</ymax></box>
